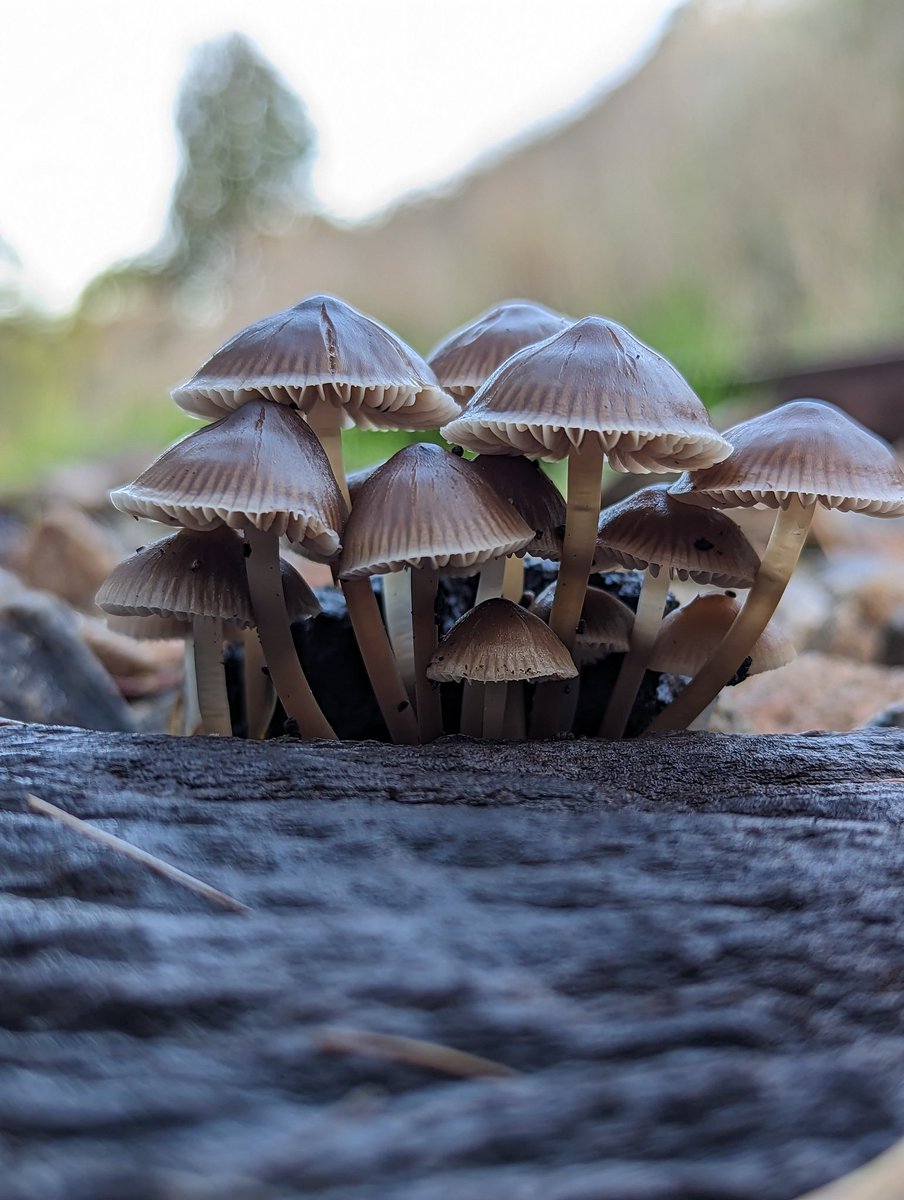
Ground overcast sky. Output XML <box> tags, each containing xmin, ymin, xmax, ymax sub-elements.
<box><xmin>1</xmin><ymin>0</ymin><xmax>683</xmax><ymax>311</ymax></box>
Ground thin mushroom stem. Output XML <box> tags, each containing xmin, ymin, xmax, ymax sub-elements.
<box><xmin>191</xmin><ymin>615</ymin><xmax>232</xmax><ymax>736</ymax></box>
<box><xmin>411</xmin><ymin>566</ymin><xmax>444</xmax><ymax>743</ymax></box>
<box><xmin>244</xmin><ymin>525</ymin><xmax>337</xmax><ymax>739</ymax></box>
<box><xmin>482</xmin><ymin>681</ymin><xmax>509</xmax><ymax>740</ymax></box>
<box><xmin>503</xmin><ymin>683</ymin><xmax>527</xmax><ymax>739</ymax></box>
<box><xmin>646</xmin><ymin>496</ymin><xmax>815</xmax><ymax>733</ymax></box>
<box><xmin>382</xmin><ymin>569</ymin><xmax>417</xmax><ymax>701</ymax></box>
<box><xmin>531</xmin><ymin>437</ymin><xmax>605</xmax><ymax>737</ymax></box>
<box><xmin>599</xmin><ymin>566</ymin><xmax>671</xmax><ymax>739</ymax></box>
<box><xmin>460</xmin><ymin>684</ymin><xmax>483</xmax><ymax>737</ymax></box>
<box><xmin>342</xmin><ymin>577</ymin><xmax>420</xmax><ymax>744</ymax></box>
<box><xmin>305</xmin><ymin>403</ymin><xmax>349</xmax><ymax>507</ymax></box>
<box><xmin>243</xmin><ymin>627</ymin><xmax>276</xmax><ymax>739</ymax></box>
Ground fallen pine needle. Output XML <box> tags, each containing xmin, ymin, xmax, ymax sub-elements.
<box><xmin>26</xmin><ymin>794</ymin><xmax>251</xmax><ymax>915</ymax></box>
<box><xmin>316</xmin><ymin>1026</ymin><xmax>519</xmax><ymax>1078</ymax></box>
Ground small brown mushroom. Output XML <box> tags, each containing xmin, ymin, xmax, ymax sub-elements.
<box><xmin>428</xmin><ymin>598</ymin><xmax>576</xmax><ymax>739</ymax></box>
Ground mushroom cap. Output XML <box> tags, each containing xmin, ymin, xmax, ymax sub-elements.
<box><xmin>669</xmin><ymin>399</ymin><xmax>904</xmax><ymax>516</ymax></box>
<box><xmin>467</xmin><ymin>454</ymin><xmax>567</xmax><ymax>561</ymax></box>
<box><xmin>337</xmin><ymin>443</ymin><xmax>535</xmax><ymax>578</ymax></box>
<box><xmin>171</xmin><ymin>293</ymin><xmax>460</xmax><ymax>431</ymax></box>
<box><xmin>596</xmin><ymin>483</ymin><xmax>761</xmax><ymax>588</ymax></box>
<box><xmin>110</xmin><ymin>399</ymin><xmax>347</xmax><ymax>561</ymax></box>
<box><xmin>530</xmin><ymin>581</ymin><xmax>635</xmax><ymax>659</ymax></box>
<box><xmin>427</xmin><ymin>299</ymin><xmax>572</xmax><ymax>403</ymax></box>
<box><xmin>427</xmin><ymin>597</ymin><xmax>578</xmax><ymax>684</ymax></box>
<box><xmin>648</xmin><ymin>592</ymin><xmax>796</xmax><ymax>678</ymax></box>
<box><xmin>96</xmin><ymin>525</ymin><xmax>320</xmax><ymax>631</ymax></box>
<box><xmin>441</xmin><ymin>316</ymin><xmax>732</xmax><ymax>471</ymax></box>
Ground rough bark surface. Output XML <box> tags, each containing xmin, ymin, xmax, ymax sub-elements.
<box><xmin>2</xmin><ymin>722</ymin><xmax>904</xmax><ymax>1200</ymax></box>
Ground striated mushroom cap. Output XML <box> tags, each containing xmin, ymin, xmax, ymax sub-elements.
<box><xmin>338</xmin><ymin>443</ymin><xmax>534</xmax><ymax>578</ymax></box>
<box><xmin>530</xmin><ymin>581</ymin><xmax>635</xmax><ymax>663</ymax></box>
<box><xmin>648</xmin><ymin>592</ymin><xmax>796</xmax><ymax>679</ymax></box>
<box><xmin>441</xmin><ymin>316</ymin><xmax>731</xmax><ymax>471</ymax></box>
<box><xmin>172</xmin><ymin>294</ymin><xmax>459</xmax><ymax>431</ymax></box>
<box><xmin>596</xmin><ymin>483</ymin><xmax>761</xmax><ymax>588</ymax></box>
<box><xmin>669</xmin><ymin>399</ymin><xmax>904</xmax><ymax>516</ymax></box>
<box><xmin>427</xmin><ymin>597</ymin><xmax>578</xmax><ymax>684</ymax></box>
<box><xmin>96</xmin><ymin>525</ymin><xmax>320</xmax><ymax>631</ymax></box>
<box><xmin>110</xmin><ymin>400</ymin><xmax>347</xmax><ymax>561</ymax></box>
<box><xmin>427</xmin><ymin>299</ymin><xmax>572</xmax><ymax>404</ymax></box>
<box><xmin>468</xmin><ymin>454</ymin><xmax>567</xmax><ymax>561</ymax></box>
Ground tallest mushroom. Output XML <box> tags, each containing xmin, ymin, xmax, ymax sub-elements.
<box><xmin>441</xmin><ymin>316</ymin><xmax>732</xmax><ymax>736</ymax></box>
<box><xmin>170</xmin><ymin>293</ymin><xmax>461</xmax><ymax>744</ymax></box>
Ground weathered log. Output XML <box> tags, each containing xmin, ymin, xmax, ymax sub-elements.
<box><xmin>1</xmin><ymin>722</ymin><xmax>904</xmax><ymax>1200</ymax></box>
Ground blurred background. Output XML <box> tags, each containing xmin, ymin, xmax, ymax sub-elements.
<box><xmin>2</xmin><ymin>0</ymin><xmax>903</xmax><ymax>494</ymax></box>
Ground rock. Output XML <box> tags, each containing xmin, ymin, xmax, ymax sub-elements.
<box><xmin>15</xmin><ymin>503</ymin><xmax>123</xmax><ymax>613</ymax></box>
<box><xmin>1</xmin><ymin>724</ymin><xmax>904</xmax><ymax>1199</ymax></box>
<box><xmin>0</xmin><ymin>589</ymin><xmax>136</xmax><ymax>731</ymax></box>
<box><xmin>710</xmin><ymin>651</ymin><xmax>904</xmax><ymax>734</ymax></box>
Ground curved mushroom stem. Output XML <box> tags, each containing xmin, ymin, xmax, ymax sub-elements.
<box><xmin>192</xmin><ymin>615</ymin><xmax>232</xmax><ymax>736</ymax></box>
<box><xmin>482</xmin><ymin>682</ymin><xmax>509</xmax><ymax>740</ymax></box>
<box><xmin>411</xmin><ymin>566</ymin><xmax>444</xmax><ymax>743</ymax></box>
<box><xmin>598</xmin><ymin>566</ymin><xmax>671</xmax><ymax>740</ymax></box>
<box><xmin>243</xmin><ymin>627</ymin><xmax>276</xmax><ymax>740</ymax></box>
<box><xmin>244</xmin><ymin>525</ymin><xmax>337</xmax><ymax>740</ymax></box>
<box><xmin>646</xmin><ymin>497</ymin><xmax>815</xmax><ymax>733</ymax></box>
<box><xmin>531</xmin><ymin>438</ymin><xmax>605</xmax><ymax>737</ymax></box>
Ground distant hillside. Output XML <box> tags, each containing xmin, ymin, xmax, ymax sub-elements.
<box><xmin>8</xmin><ymin>0</ymin><xmax>904</xmax><ymax>485</ymax></box>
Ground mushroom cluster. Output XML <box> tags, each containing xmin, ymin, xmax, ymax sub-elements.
<box><xmin>97</xmin><ymin>296</ymin><xmax>904</xmax><ymax>743</ymax></box>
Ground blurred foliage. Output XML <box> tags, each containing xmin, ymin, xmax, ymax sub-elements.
<box><xmin>4</xmin><ymin>0</ymin><xmax>904</xmax><ymax>493</ymax></box>
<box><xmin>163</xmin><ymin>32</ymin><xmax>315</xmax><ymax>286</ymax></box>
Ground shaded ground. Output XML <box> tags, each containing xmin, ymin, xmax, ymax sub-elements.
<box><xmin>1</xmin><ymin>723</ymin><xmax>904</xmax><ymax>1199</ymax></box>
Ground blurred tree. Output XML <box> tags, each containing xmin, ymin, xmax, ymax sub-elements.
<box><xmin>162</xmin><ymin>31</ymin><xmax>316</xmax><ymax>284</ymax></box>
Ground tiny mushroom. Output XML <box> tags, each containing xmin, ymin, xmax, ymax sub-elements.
<box><xmin>427</xmin><ymin>597</ymin><xmax>577</xmax><ymax>739</ymax></box>
<box><xmin>649</xmin><ymin>399</ymin><xmax>904</xmax><ymax>732</ymax></box>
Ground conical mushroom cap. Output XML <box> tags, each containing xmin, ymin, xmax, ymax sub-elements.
<box><xmin>596</xmin><ymin>483</ymin><xmax>760</xmax><ymax>587</ymax></box>
<box><xmin>468</xmin><ymin>454</ymin><xmax>567</xmax><ymax>560</ymax></box>
<box><xmin>669</xmin><ymin>399</ymin><xmax>904</xmax><ymax>516</ymax></box>
<box><xmin>427</xmin><ymin>597</ymin><xmax>578</xmax><ymax>684</ymax></box>
<box><xmin>442</xmin><ymin>316</ymin><xmax>731</xmax><ymax>471</ymax></box>
<box><xmin>110</xmin><ymin>400</ymin><xmax>347</xmax><ymax>561</ymax></box>
<box><xmin>172</xmin><ymin>294</ymin><xmax>460</xmax><ymax>431</ymax></box>
<box><xmin>648</xmin><ymin>593</ymin><xmax>796</xmax><ymax>678</ymax></box>
<box><xmin>427</xmin><ymin>300</ymin><xmax>572</xmax><ymax>403</ymax></box>
<box><xmin>530</xmin><ymin>581</ymin><xmax>635</xmax><ymax>659</ymax></box>
<box><xmin>338</xmin><ymin>443</ymin><xmax>535</xmax><ymax>578</ymax></box>
<box><xmin>96</xmin><ymin>525</ymin><xmax>320</xmax><ymax>631</ymax></box>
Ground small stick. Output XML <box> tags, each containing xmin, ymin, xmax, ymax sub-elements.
<box><xmin>316</xmin><ymin>1026</ymin><xmax>519</xmax><ymax>1078</ymax></box>
<box><xmin>26</xmin><ymin>794</ymin><xmax>251</xmax><ymax>914</ymax></box>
